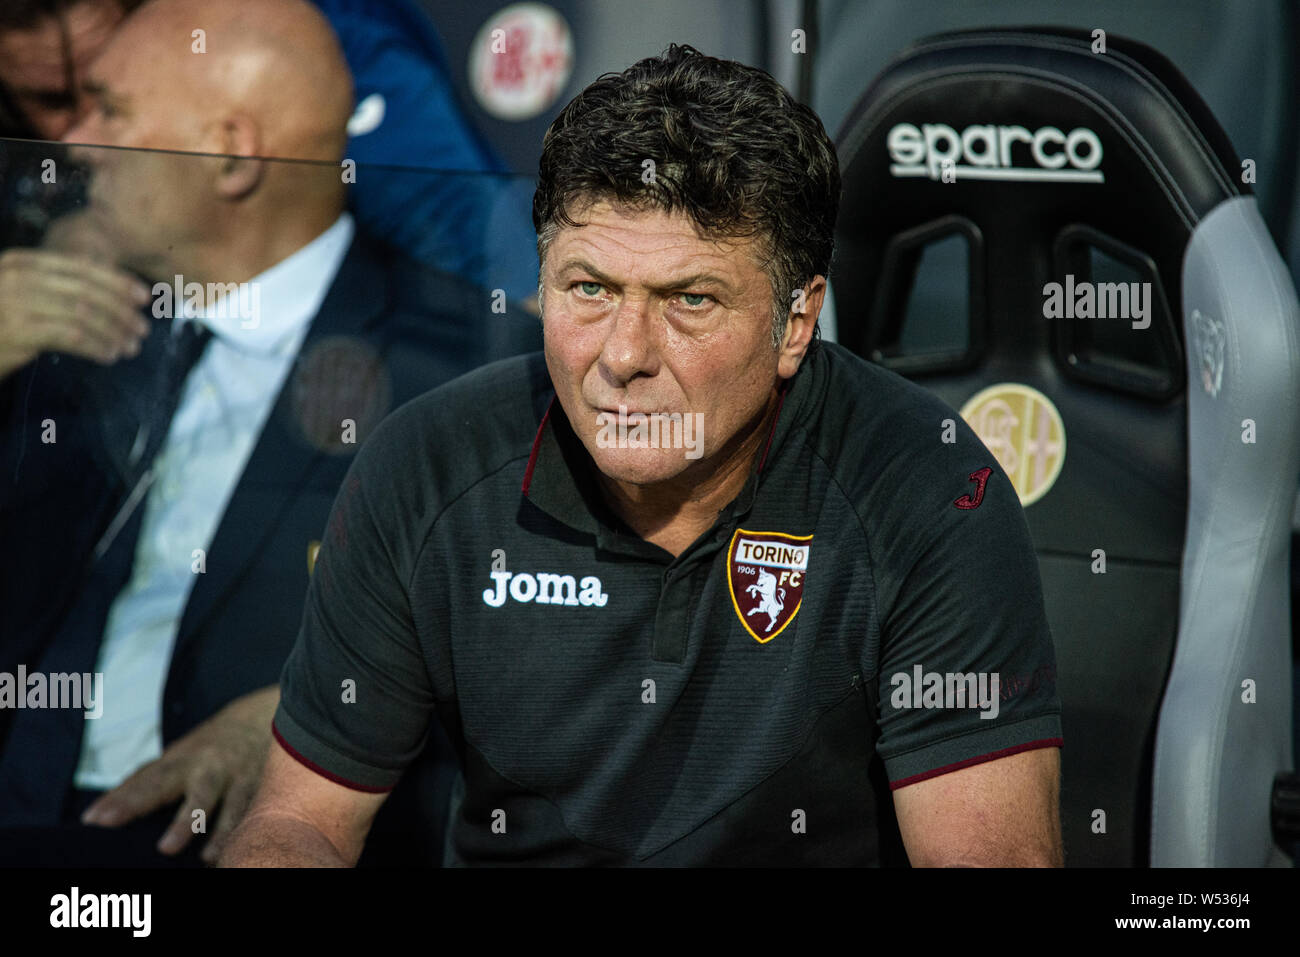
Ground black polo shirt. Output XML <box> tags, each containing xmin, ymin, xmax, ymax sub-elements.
<box><xmin>273</xmin><ymin>341</ymin><xmax>1062</xmax><ymax>865</ymax></box>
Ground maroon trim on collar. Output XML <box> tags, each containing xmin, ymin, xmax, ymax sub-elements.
<box><xmin>521</xmin><ymin>396</ymin><xmax>556</xmax><ymax>496</ymax></box>
<box><xmin>757</xmin><ymin>384</ymin><xmax>790</xmax><ymax>474</ymax></box>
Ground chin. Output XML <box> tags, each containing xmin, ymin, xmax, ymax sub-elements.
<box><xmin>586</xmin><ymin>446</ymin><xmax>701</xmax><ymax>487</ymax></box>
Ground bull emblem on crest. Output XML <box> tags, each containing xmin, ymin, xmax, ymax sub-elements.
<box><xmin>745</xmin><ymin>567</ymin><xmax>787</xmax><ymax>633</ymax></box>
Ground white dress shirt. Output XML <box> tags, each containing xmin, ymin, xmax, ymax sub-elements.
<box><xmin>75</xmin><ymin>213</ymin><xmax>355</xmax><ymax>789</ymax></box>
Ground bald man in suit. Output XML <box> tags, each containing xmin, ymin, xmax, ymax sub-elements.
<box><xmin>0</xmin><ymin>0</ymin><xmax>535</xmax><ymax>865</ymax></box>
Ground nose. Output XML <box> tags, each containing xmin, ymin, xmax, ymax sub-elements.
<box><xmin>60</xmin><ymin>96</ymin><xmax>91</xmax><ymax>142</ymax></box>
<box><xmin>28</xmin><ymin>106</ymin><xmax>76</xmax><ymax>142</ymax></box>
<box><xmin>61</xmin><ymin>112</ymin><xmax>102</xmax><ymax>168</ymax></box>
<box><xmin>61</xmin><ymin>91</ymin><xmax>109</xmax><ymax>150</ymax></box>
<box><xmin>597</xmin><ymin>294</ymin><xmax>659</xmax><ymax>388</ymax></box>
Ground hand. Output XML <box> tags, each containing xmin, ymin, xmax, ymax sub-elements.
<box><xmin>0</xmin><ymin>248</ymin><xmax>152</xmax><ymax>381</ymax></box>
<box><xmin>80</xmin><ymin>685</ymin><xmax>281</xmax><ymax>864</ymax></box>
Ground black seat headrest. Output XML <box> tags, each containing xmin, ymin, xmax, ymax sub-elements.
<box><xmin>832</xmin><ymin>27</ymin><xmax>1249</xmax><ymax>399</ymax></box>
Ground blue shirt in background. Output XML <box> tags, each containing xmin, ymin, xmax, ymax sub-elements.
<box><xmin>313</xmin><ymin>0</ymin><xmax>539</xmax><ymax>303</ymax></box>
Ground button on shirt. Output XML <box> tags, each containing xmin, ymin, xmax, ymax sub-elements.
<box><xmin>75</xmin><ymin>213</ymin><xmax>355</xmax><ymax>789</ymax></box>
<box><xmin>272</xmin><ymin>343</ymin><xmax>1063</xmax><ymax>865</ymax></box>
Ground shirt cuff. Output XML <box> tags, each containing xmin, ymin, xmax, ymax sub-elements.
<box><xmin>882</xmin><ymin>711</ymin><xmax>1063</xmax><ymax>790</ymax></box>
<box><xmin>272</xmin><ymin>701</ymin><xmax>402</xmax><ymax>793</ymax></box>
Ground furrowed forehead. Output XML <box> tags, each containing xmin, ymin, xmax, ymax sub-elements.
<box><xmin>539</xmin><ymin>197</ymin><xmax>779</xmax><ymax>298</ymax></box>
<box><xmin>552</xmin><ymin>203</ymin><xmax>761</xmax><ymax>260</ymax></box>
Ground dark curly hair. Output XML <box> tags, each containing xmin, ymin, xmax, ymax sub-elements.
<box><xmin>532</xmin><ymin>43</ymin><xmax>841</xmax><ymax>347</ymax></box>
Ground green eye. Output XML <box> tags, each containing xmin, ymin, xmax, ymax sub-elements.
<box><xmin>578</xmin><ymin>281</ymin><xmax>602</xmax><ymax>296</ymax></box>
<box><xmin>681</xmin><ymin>293</ymin><xmax>707</xmax><ymax>307</ymax></box>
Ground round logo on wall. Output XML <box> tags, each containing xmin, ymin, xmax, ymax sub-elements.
<box><xmin>469</xmin><ymin>3</ymin><xmax>574</xmax><ymax>121</ymax></box>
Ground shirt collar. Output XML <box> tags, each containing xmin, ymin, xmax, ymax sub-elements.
<box><xmin>175</xmin><ymin>212</ymin><xmax>354</xmax><ymax>354</ymax></box>
<box><xmin>521</xmin><ymin>341</ymin><xmax>827</xmax><ymax>549</ymax></box>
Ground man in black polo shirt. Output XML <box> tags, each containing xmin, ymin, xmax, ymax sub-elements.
<box><xmin>224</xmin><ymin>43</ymin><xmax>1063</xmax><ymax>867</ymax></box>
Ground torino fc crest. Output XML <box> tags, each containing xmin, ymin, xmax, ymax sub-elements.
<box><xmin>726</xmin><ymin>529</ymin><xmax>813</xmax><ymax>643</ymax></box>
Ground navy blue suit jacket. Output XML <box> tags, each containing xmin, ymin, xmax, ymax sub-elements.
<box><xmin>0</xmin><ymin>230</ymin><xmax>540</xmax><ymax>847</ymax></box>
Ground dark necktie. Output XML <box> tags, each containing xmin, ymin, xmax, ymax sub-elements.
<box><xmin>92</xmin><ymin>319</ymin><xmax>213</xmax><ymax>558</ymax></box>
<box><xmin>0</xmin><ymin>319</ymin><xmax>213</xmax><ymax>826</ymax></box>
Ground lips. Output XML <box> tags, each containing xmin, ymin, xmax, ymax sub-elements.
<box><xmin>596</xmin><ymin>407</ymin><xmax>668</xmax><ymax>418</ymax></box>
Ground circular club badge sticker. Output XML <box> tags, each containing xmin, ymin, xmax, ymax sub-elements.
<box><xmin>289</xmin><ymin>336</ymin><xmax>391</xmax><ymax>455</ymax></box>
<box><xmin>959</xmin><ymin>382</ymin><xmax>1066</xmax><ymax>507</ymax></box>
<box><xmin>469</xmin><ymin>3</ymin><xmax>574</xmax><ymax>121</ymax></box>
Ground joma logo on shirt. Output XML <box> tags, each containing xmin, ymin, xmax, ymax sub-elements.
<box><xmin>482</xmin><ymin>569</ymin><xmax>609</xmax><ymax>608</ymax></box>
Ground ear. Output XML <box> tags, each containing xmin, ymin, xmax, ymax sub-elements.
<box><xmin>214</xmin><ymin>113</ymin><xmax>264</xmax><ymax>199</ymax></box>
<box><xmin>776</xmin><ymin>275</ymin><xmax>826</xmax><ymax>379</ymax></box>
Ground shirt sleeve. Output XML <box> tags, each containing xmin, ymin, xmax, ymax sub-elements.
<box><xmin>869</xmin><ymin>433</ymin><xmax>1063</xmax><ymax>790</ymax></box>
<box><xmin>324</xmin><ymin>4</ymin><xmax>540</xmax><ymax>302</ymax></box>
<box><xmin>273</xmin><ymin>407</ymin><xmax>437</xmax><ymax>791</ymax></box>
